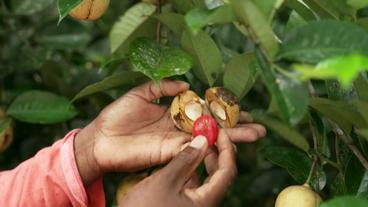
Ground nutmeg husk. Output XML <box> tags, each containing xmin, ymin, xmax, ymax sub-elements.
<box><xmin>170</xmin><ymin>90</ymin><xmax>205</xmax><ymax>133</ymax></box>
<box><xmin>205</xmin><ymin>87</ymin><xmax>239</xmax><ymax>128</ymax></box>
<box><xmin>69</xmin><ymin>0</ymin><xmax>110</xmax><ymax>20</ymax></box>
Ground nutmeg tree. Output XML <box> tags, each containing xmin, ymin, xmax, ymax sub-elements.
<box><xmin>2</xmin><ymin>0</ymin><xmax>368</xmax><ymax>206</ymax></box>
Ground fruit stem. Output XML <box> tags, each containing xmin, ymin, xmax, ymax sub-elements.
<box><xmin>155</xmin><ymin>0</ymin><xmax>162</xmax><ymax>43</ymax></box>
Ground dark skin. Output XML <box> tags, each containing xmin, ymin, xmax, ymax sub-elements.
<box><xmin>74</xmin><ymin>80</ymin><xmax>266</xmax><ymax>205</ymax></box>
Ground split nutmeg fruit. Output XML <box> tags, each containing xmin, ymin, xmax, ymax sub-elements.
<box><xmin>275</xmin><ymin>183</ymin><xmax>322</xmax><ymax>207</ymax></box>
<box><xmin>69</xmin><ymin>0</ymin><xmax>110</xmax><ymax>20</ymax></box>
<box><xmin>170</xmin><ymin>87</ymin><xmax>239</xmax><ymax>138</ymax></box>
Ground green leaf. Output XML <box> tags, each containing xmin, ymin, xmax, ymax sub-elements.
<box><xmin>293</xmin><ymin>54</ymin><xmax>368</xmax><ymax>88</ymax></box>
<box><xmin>252</xmin><ymin>110</ymin><xmax>310</xmax><ymax>152</ymax></box>
<box><xmin>354</xmin><ymin>100</ymin><xmax>368</xmax><ymax>125</ymax></box>
<box><xmin>36</xmin><ymin>33</ymin><xmax>91</xmax><ymax>49</ymax></box>
<box><xmin>355</xmin><ymin>73</ymin><xmax>368</xmax><ymax>102</ymax></box>
<box><xmin>109</xmin><ymin>3</ymin><xmax>157</xmax><ymax>53</ymax></box>
<box><xmin>128</xmin><ymin>38</ymin><xmax>193</xmax><ymax>82</ymax></box>
<box><xmin>11</xmin><ymin>0</ymin><xmax>54</xmax><ymax>15</ymax></box>
<box><xmin>72</xmin><ymin>72</ymin><xmax>143</xmax><ymax>102</ymax></box>
<box><xmin>57</xmin><ymin>0</ymin><xmax>82</xmax><ymax>24</ymax></box>
<box><xmin>262</xmin><ymin>146</ymin><xmax>326</xmax><ymax>189</ymax></box>
<box><xmin>8</xmin><ymin>91</ymin><xmax>78</xmax><ymax>124</ymax></box>
<box><xmin>185</xmin><ymin>5</ymin><xmax>235</xmax><ymax>34</ymax></box>
<box><xmin>284</xmin><ymin>0</ymin><xmax>316</xmax><ymax>21</ymax></box>
<box><xmin>347</xmin><ymin>0</ymin><xmax>368</xmax><ymax>10</ymax></box>
<box><xmin>154</xmin><ymin>12</ymin><xmax>186</xmax><ymax>37</ymax></box>
<box><xmin>345</xmin><ymin>156</ymin><xmax>366</xmax><ymax>194</ymax></box>
<box><xmin>320</xmin><ymin>196</ymin><xmax>368</xmax><ymax>207</ymax></box>
<box><xmin>230</xmin><ymin>0</ymin><xmax>279</xmax><ymax>58</ymax></box>
<box><xmin>252</xmin><ymin>0</ymin><xmax>284</xmax><ymax>21</ymax></box>
<box><xmin>181</xmin><ymin>30</ymin><xmax>222</xmax><ymax>86</ymax></box>
<box><xmin>256</xmin><ymin>49</ymin><xmax>309</xmax><ymax>125</ymax></box>
<box><xmin>223</xmin><ymin>53</ymin><xmax>258</xmax><ymax>99</ymax></box>
<box><xmin>302</xmin><ymin>0</ymin><xmax>355</xmax><ymax>19</ymax></box>
<box><xmin>309</xmin><ymin>97</ymin><xmax>368</xmax><ymax>133</ymax></box>
<box><xmin>279</xmin><ymin>20</ymin><xmax>368</xmax><ymax>64</ymax></box>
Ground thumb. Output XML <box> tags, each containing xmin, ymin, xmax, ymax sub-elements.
<box><xmin>159</xmin><ymin>135</ymin><xmax>208</xmax><ymax>190</ymax></box>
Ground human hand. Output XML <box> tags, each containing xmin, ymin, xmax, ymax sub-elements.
<box><xmin>119</xmin><ymin>130</ymin><xmax>237</xmax><ymax>207</ymax></box>
<box><xmin>74</xmin><ymin>80</ymin><xmax>266</xmax><ymax>185</ymax></box>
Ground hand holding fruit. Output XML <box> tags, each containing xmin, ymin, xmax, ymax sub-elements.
<box><xmin>74</xmin><ymin>79</ymin><xmax>266</xmax><ymax>186</ymax></box>
<box><xmin>119</xmin><ymin>131</ymin><xmax>237</xmax><ymax>207</ymax></box>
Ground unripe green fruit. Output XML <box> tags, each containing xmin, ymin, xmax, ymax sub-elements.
<box><xmin>69</xmin><ymin>0</ymin><xmax>110</xmax><ymax>20</ymax></box>
<box><xmin>275</xmin><ymin>184</ymin><xmax>322</xmax><ymax>207</ymax></box>
<box><xmin>116</xmin><ymin>173</ymin><xmax>147</xmax><ymax>204</ymax></box>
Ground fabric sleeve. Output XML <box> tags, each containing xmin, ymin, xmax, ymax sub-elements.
<box><xmin>0</xmin><ymin>130</ymin><xmax>105</xmax><ymax>207</ymax></box>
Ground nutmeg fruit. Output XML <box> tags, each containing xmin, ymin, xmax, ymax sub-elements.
<box><xmin>205</xmin><ymin>87</ymin><xmax>239</xmax><ymax>128</ymax></box>
<box><xmin>170</xmin><ymin>90</ymin><xmax>206</xmax><ymax>133</ymax></box>
<box><xmin>275</xmin><ymin>184</ymin><xmax>322</xmax><ymax>207</ymax></box>
<box><xmin>116</xmin><ymin>173</ymin><xmax>148</xmax><ymax>204</ymax></box>
<box><xmin>69</xmin><ymin>0</ymin><xmax>110</xmax><ymax>20</ymax></box>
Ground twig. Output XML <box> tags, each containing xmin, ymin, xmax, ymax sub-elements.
<box><xmin>330</xmin><ymin>121</ymin><xmax>368</xmax><ymax>170</ymax></box>
<box><xmin>308</xmin><ymin>119</ymin><xmax>320</xmax><ymax>190</ymax></box>
<box><xmin>155</xmin><ymin>0</ymin><xmax>162</xmax><ymax>43</ymax></box>
<box><xmin>335</xmin><ymin>133</ymin><xmax>341</xmax><ymax>166</ymax></box>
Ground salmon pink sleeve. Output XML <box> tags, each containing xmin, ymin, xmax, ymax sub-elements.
<box><xmin>0</xmin><ymin>130</ymin><xmax>105</xmax><ymax>207</ymax></box>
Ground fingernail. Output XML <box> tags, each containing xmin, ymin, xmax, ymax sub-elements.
<box><xmin>177</xmin><ymin>80</ymin><xmax>190</xmax><ymax>88</ymax></box>
<box><xmin>190</xmin><ymin>135</ymin><xmax>208</xmax><ymax>149</ymax></box>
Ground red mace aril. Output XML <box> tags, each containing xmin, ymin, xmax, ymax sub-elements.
<box><xmin>192</xmin><ymin>115</ymin><xmax>219</xmax><ymax>146</ymax></box>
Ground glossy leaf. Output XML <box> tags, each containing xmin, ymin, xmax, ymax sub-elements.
<box><xmin>223</xmin><ymin>53</ymin><xmax>258</xmax><ymax>99</ymax></box>
<box><xmin>252</xmin><ymin>110</ymin><xmax>310</xmax><ymax>152</ymax></box>
<box><xmin>230</xmin><ymin>0</ymin><xmax>279</xmax><ymax>58</ymax></box>
<box><xmin>320</xmin><ymin>196</ymin><xmax>368</xmax><ymax>207</ymax></box>
<box><xmin>8</xmin><ymin>91</ymin><xmax>78</xmax><ymax>124</ymax></box>
<box><xmin>293</xmin><ymin>54</ymin><xmax>368</xmax><ymax>88</ymax></box>
<box><xmin>154</xmin><ymin>12</ymin><xmax>186</xmax><ymax>36</ymax></box>
<box><xmin>185</xmin><ymin>5</ymin><xmax>235</xmax><ymax>34</ymax></box>
<box><xmin>256</xmin><ymin>50</ymin><xmax>309</xmax><ymax>125</ymax></box>
<box><xmin>11</xmin><ymin>0</ymin><xmax>54</xmax><ymax>15</ymax></box>
<box><xmin>262</xmin><ymin>146</ymin><xmax>326</xmax><ymax>189</ymax></box>
<box><xmin>128</xmin><ymin>38</ymin><xmax>193</xmax><ymax>82</ymax></box>
<box><xmin>110</xmin><ymin>3</ymin><xmax>156</xmax><ymax>53</ymax></box>
<box><xmin>72</xmin><ymin>72</ymin><xmax>143</xmax><ymax>102</ymax></box>
<box><xmin>181</xmin><ymin>30</ymin><xmax>222</xmax><ymax>86</ymax></box>
<box><xmin>279</xmin><ymin>20</ymin><xmax>368</xmax><ymax>64</ymax></box>
<box><xmin>57</xmin><ymin>0</ymin><xmax>82</xmax><ymax>24</ymax></box>
<box><xmin>309</xmin><ymin>97</ymin><xmax>368</xmax><ymax>133</ymax></box>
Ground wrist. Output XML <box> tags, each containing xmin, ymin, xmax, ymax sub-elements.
<box><xmin>74</xmin><ymin>121</ymin><xmax>103</xmax><ymax>186</ymax></box>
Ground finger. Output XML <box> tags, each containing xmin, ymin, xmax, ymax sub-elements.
<box><xmin>195</xmin><ymin>131</ymin><xmax>237</xmax><ymax>204</ymax></box>
<box><xmin>204</xmin><ymin>147</ymin><xmax>218</xmax><ymax>175</ymax></box>
<box><xmin>159</xmin><ymin>135</ymin><xmax>208</xmax><ymax>190</ymax></box>
<box><xmin>225</xmin><ymin>123</ymin><xmax>266</xmax><ymax>142</ymax></box>
<box><xmin>129</xmin><ymin>79</ymin><xmax>189</xmax><ymax>102</ymax></box>
<box><xmin>239</xmin><ymin>111</ymin><xmax>253</xmax><ymax>123</ymax></box>
<box><xmin>184</xmin><ymin>173</ymin><xmax>201</xmax><ymax>188</ymax></box>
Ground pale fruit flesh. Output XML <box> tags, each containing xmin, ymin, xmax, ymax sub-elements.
<box><xmin>275</xmin><ymin>184</ymin><xmax>322</xmax><ymax>207</ymax></box>
<box><xmin>69</xmin><ymin>0</ymin><xmax>110</xmax><ymax>20</ymax></box>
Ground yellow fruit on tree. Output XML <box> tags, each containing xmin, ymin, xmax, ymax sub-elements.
<box><xmin>116</xmin><ymin>173</ymin><xmax>148</xmax><ymax>204</ymax></box>
<box><xmin>69</xmin><ymin>0</ymin><xmax>110</xmax><ymax>20</ymax></box>
<box><xmin>275</xmin><ymin>184</ymin><xmax>322</xmax><ymax>207</ymax></box>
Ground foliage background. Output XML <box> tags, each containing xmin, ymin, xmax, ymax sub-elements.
<box><xmin>2</xmin><ymin>0</ymin><xmax>368</xmax><ymax>206</ymax></box>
